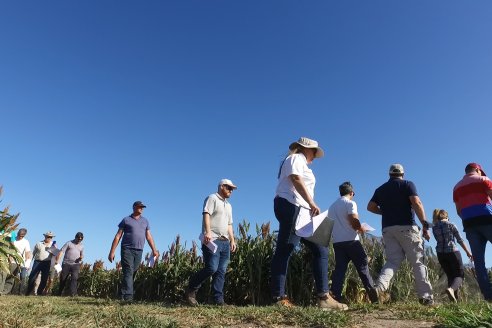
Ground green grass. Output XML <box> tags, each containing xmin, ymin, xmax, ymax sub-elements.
<box><xmin>1</xmin><ymin>295</ymin><xmax>491</xmax><ymax>328</ymax></box>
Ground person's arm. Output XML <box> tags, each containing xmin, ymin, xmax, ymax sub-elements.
<box><xmin>227</xmin><ymin>224</ymin><xmax>237</xmax><ymax>252</ymax></box>
<box><xmin>202</xmin><ymin>212</ymin><xmax>213</xmax><ymax>244</ymax></box>
<box><xmin>145</xmin><ymin>229</ymin><xmax>159</xmax><ymax>259</ymax></box>
<box><xmin>409</xmin><ymin>195</ymin><xmax>431</xmax><ymax>241</ymax></box>
<box><xmin>367</xmin><ymin>201</ymin><xmax>382</xmax><ymax>215</ymax></box>
<box><xmin>289</xmin><ymin>174</ymin><xmax>320</xmax><ymax>216</ymax></box>
<box><xmin>108</xmin><ymin>229</ymin><xmax>123</xmax><ymax>263</ymax></box>
<box><xmin>347</xmin><ymin>213</ymin><xmax>362</xmax><ymax>232</ymax></box>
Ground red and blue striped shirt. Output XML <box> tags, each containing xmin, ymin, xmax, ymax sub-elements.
<box><xmin>453</xmin><ymin>174</ymin><xmax>492</xmax><ymax>228</ymax></box>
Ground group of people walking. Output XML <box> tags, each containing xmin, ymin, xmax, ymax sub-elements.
<box><xmin>3</xmin><ymin>136</ymin><xmax>492</xmax><ymax>310</ymax></box>
<box><xmin>0</xmin><ymin>229</ymin><xmax>84</xmax><ymax>297</ymax></box>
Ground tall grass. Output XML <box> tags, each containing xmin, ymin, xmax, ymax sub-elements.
<box><xmin>72</xmin><ymin>219</ymin><xmax>487</xmax><ymax>305</ymax></box>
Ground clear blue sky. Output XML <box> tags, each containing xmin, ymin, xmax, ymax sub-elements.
<box><xmin>1</xmin><ymin>1</ymin><xmax>491</xmax><ymax>268</ymax></box>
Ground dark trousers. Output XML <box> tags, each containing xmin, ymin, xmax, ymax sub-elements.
<box><xmin>437</xmin><ymin>251</ymin><xmax>464</xmax><ymax>291</ymax></box>
<box><xmin>331</xmin><ymin>240</ymin><xmax>374</xmax><ymax>301</ymax></box>
<box><xmin>270</xmin><ymin>197</ymin><xmax>329</xmax><ymax>298</ymax></box>
<box><xmin>58</xmin><ymin>263</ymin><xmax>81</xmax><ymax>296</ymax></box>
<box><xmin>26</xmin><ymin>260</ymin><xmax>51</xmax><ymax>295</ymax></box>
<box><xmin>121</xmin><ymin>247</ymin><xmax>143</xmax><ymax>300</ymax></box>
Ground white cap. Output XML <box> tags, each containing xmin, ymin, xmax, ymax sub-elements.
<box><xmin>218</xmin><ymin>179</ymin><xmax>237</xmax><ymax>189</ymax></box>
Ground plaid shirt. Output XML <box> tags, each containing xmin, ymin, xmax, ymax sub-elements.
<box><xmin>432</xmin><ymin>220</ymin><xmax>464</xmax><ymax>253</ymax></box>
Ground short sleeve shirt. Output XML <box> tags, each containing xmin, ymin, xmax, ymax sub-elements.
<box><xmin>60</xmin><ymin>240</ymin><xmax>84</xmax><ymax>264</ymax></box>
<box><xmin>12</xmin><ymin>238</ymin><xmax>31</xmax><ymax>266</ymax></box>
<box><xmin>33</xmin><ymin>241</ymin><xmax>53</xmax><ymax>261</ymax></box>
<box><xmin>202</xmin><ymin>193</ymin><xmax>233</xmax><ymax>239</ymax></box>
<box><xmin>118</xmin><ymin>215</ymin><xmax>150</xmax><ymax>250</ymax></box>
<box><xmin>276</xmin><ymin>153</ymin><xmax>315</xmax><ymax>208</ymax></box>
<box><xmin>330</xmin><ymin>196</ymin><xmax>360</xmax><ymax>243</ymax></box>
<box><xmin>370</xmin><ymin>178</ymin><xmax>418</xmax><ymax>229</ymax></box>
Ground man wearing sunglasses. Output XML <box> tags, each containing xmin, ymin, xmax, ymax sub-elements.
<box><xmin>185</xmin><ymin>179</ymin><xmax>238</xmax><ymax>306</ymax></box>
<box><xmin>26</xmin><ymin>231</ymin><xmax>56</xmax><ymax>296</ymax></box>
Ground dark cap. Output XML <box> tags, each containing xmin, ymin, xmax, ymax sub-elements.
<box><xmin>133</xmin><ymin>201</ymin><xmax>147</xmax><ymax>208</ymax></box>
<box><xmin>465</xmin><ymin>163</ymin><xmax>486</xmax><ymax>176</ymax></box>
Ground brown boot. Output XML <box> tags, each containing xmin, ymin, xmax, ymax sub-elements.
<box><xmin>318</xmin><ymin>293</ymin><xmax>348</xmax><ymax>311</ymax></box>
<box><xmin>184</xmin><ymin>288</ymin><xmax>198</xmax><ymax>306</ymax></box>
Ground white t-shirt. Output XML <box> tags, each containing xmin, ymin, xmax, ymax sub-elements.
<box><xmin>275</xmin><ymin>153</ymin><xmax>315</xmax><ymax>208</ymax></box>
<box><xmin>329</xmin><ymin>196</ymin><xmax>360</xmax><ymax>243</ymax></box>
<box><xmin>12</xmin><ymin>238</ymin><xmax>31</xmax><ymax>267</ymax></box>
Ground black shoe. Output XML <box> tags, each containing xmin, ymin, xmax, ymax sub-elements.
<box><xmin>367</xmin><ymin>288</ymin><xmax>379</xmax><ymax>304</ymax></box>
<box><xmin>418</xmin><ymin>297</ymin><xmax>436</xmax><ymax>307</ymax></box>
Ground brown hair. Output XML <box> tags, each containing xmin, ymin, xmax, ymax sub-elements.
<box><xmin>432</xmin><ymin>209</ymin><xmax>448</xmax><ymax>225</ymax></box>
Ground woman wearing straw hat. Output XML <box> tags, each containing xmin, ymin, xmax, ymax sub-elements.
<box><xmin>270</xmin><ymin>137</ymin><xmax>348</xmax><ymax>310</ymax></box>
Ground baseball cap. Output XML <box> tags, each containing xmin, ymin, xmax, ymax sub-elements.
<box><xmin>133</xmin><ymin>201</ymin><xmax>147</xmax><ymax>208</ymax></box>
<box><xmin>219</xmin><ymin>179</ymin><xmax>237</xmax><ymax>189</ymax></box>
<box><xmin>465</xmin><ymin>163</ymin><xmax>486</xmax><ymax>176</ymax></box>
<box><xmin>389</xmin><ymin>164</ymin><xmax>405</xmax><ymax>175</ymax></box>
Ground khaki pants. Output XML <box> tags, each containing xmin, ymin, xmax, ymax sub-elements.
<box><xmin>376</xmin><ymin>225</ymin><xmax>433</xmax><ymax>299</ymax></box>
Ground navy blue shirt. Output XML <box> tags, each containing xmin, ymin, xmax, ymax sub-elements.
<box><xmin>118</xmin><ymin>215</ymin><xmax>150</xmax><ymax>250</ymax></box>
<box><xmin>370</xmin><ymin>178</ymin><xmax>418</xmax><ymax>229</ymax></box>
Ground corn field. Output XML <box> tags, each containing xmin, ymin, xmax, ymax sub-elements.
<box><xmin>74</xmin><ymin>219</ymin><xmax>487</xmax><ymax>305</ymax></box>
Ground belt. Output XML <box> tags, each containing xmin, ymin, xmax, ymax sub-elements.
<box><xmin>217</xmin><ymin>236</ymin><xmax>229</xmax><ymax>241</ymax></box>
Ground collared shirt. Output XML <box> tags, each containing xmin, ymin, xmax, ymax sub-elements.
<box><xmin>370</xmin><ymin>178</ymin><xmax>418</xmax><ymax>229</ymax></box>
<box><xmin>202</xmin><ymin>193</ymin><xmax>233</xmax><ymax>239</ymax></box>
<box><xmin>432</xmin><ymin>220</ymin><xmax>464</xmax><ymax>253</ymax></box>
<box><xmin>330</xmin><ymin>196</ymin><xmax>360</xmax><ymax>243</ymax></box>
<box><xmin>33</xmin><ymin>241</ymin><xmax>53</xmax><ymax>261</ymax></box>
<box><xmin>118</xmin><ymin>215</ymin><xmax>150</xmax><ymax>250</ymax></box>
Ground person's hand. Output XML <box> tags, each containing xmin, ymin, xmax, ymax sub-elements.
<box><xmin>309</xmin><ymin>202</ymin><xmax>320</xmax><ymax>217</ymax></box>
<box><xmin>230</xmin><ymin>240</ymin><xmax>237</xmax><ymax>253</ymax></box>
<box><xmin>153</xmin><ymin>250</ymin><xmax>159</xmax><ymax>259</ymax></box>
<box><xmin>422</xmin><ymin>229</ymin><xmax>431</xmax><ymax>241</ymax></box>
<box><xmin>108</xmin><ymin>252</ymin><xmax>115</xmax><ymax>263</ymax></box>
<box><xmin>467</xmin><ymin>253</ymin><xmax>474</xmax><ymax>262</ymax></box>
<box><xmin>204</xmin><ymin>232</ymin><xmax>213</xmax><ymax>244</ymax></box>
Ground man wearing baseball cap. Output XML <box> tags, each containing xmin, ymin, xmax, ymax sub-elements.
<box><xmin>185</xmin><ymin>179</ymin><xmax>237</xmax><ymax>306</ymax></box>
<box><xmin>108</xmin><ymin>201</ymin><xmax>159</xmax><ymax>302</ymax></box>
<box><xmin>453</xmin><ymin>163</ymin><xmax>492</xmax><ymax>302</ymax></box>
<box><xmin>367</xmin><ymin>164</ymin><xmax>434</xmax><ymax>305</ymax></box>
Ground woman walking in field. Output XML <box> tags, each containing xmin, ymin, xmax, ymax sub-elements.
<box><xmin>432</xmin><ymin>209</ymin><xmax>473</xmax><ymax>302</ymax></box>
<box><xmin>270</xmin><ymin>137</ymin><xmax>347</xmax><ymax>311</ymax></box>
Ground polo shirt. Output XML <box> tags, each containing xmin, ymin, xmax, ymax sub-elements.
<box><xmin>453</xmin><ymin>173</ymin><xmax>492</xmax><ymax>229</ymax></box>
<box><xmin>276</xmin><ymin>153</ymin><xmax>316</xmax><ymax>208</ymax></box>
<box><xmin>370</xmin><ymin>178</ymin><xmax>418</xmax><ymax>229</ymax></box>
<box><xmin>202</xmin><ymin>193</ymin><xmax>233</xmax><ymax>239</ymax></box>
<box><xmin>329</xmin><ymin>196</ymin><xmax>359</xmax><ymax>243</ymax></box>
<box><xmin>118</xmin><ymin>215</ymin><xmax>150</xmax><ymax>250</ymax></box>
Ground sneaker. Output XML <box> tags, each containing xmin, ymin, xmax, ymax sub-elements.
<box><xmin>184</xmin><ymin>288</ymin><xmax>198</xmax><ymax>306</ymax></box>
<box><xmin>418</xmin><ymin>297</ymin><xmax>436</xmax><ymax>306</ymax></box>
<box><xmin>446</xmin><ymin>288</ymin><xmax>457</xmax><ymax>303</ymax></box>
<box><xmin>367</xmin><ymin>288</ymin><xmax>379</xmax><ymax>304</ymax></box>
<box><xmin>318</xmin><ymin>293</ymin><xmax>348</xmax><ymax>311</ymax></box>
<box><xmin>274</xmin><ymin>296</ymin><xmax>295</xmax><ymax>307</ymax></box>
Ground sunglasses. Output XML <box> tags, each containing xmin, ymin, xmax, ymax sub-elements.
<box><xmin>224</xmin><ymin>185</ymin><xmax>234</xmax><ymax>191</ymax></box>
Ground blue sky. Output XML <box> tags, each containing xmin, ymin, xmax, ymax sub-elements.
<box><xmin>1</xmin><ymin>1</ymin><xmax>491</xmax><ymax>268</ymax></box>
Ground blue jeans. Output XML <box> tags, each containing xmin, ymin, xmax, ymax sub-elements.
<box><xmin>465</xmin><ymin>224</ymin><xmax>492</xmax><ymax>300</ymax></box>
<box><xmin>121</xmin><ymin>247</ymin><xmax>143</xmax><ymax>300</ymax></box>
<box><xmin>26</xmin><ymin>260</ymin><xmax>51</xmax><ymax>295</ymax></box>
<box><xmin>331</xmin><ymin>240</ymin><xmax>374</xmax><ymax>301</ymax></box>
<box><xmin>270</xmin><ymin>197</ymin><xmax>329</xmax><ymax>298</ymax></box>
<box><xmin>188</xmin><ymin>240</ymin><xmax>230</xmax><ymax>303</ymax></box>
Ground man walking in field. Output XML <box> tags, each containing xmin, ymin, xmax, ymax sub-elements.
<box><xmin>55</xmin><ymin>232</ymin><xmax>84</xmax><ymax>296</ymax></box>
<box><xmin>367</xmin><ymin>164</ymin><xmax>434</xmax><ymax>305</ymax></box>
<box><xmin>453</xmin><ymin>163</ymin><xmax>492</xmax><ymax>302</ymax></box>
<box><xmin>108</xmin><ymin>201</ymin><xmax>159</xmax><ymax>302</ymax></box>
<box><xmin>185</xmin><ymin>179</ymin><xmax>238</xmax><ymax>306</ymax></box>
<box><xmin>329</xmin><ymin>182</ymin><xmax>378</xmax><ymax>303</ymax></box>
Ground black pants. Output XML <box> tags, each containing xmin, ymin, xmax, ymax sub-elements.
<box><xmin>437</xmin><ymin>251</ymin><xmax>464</xmax><ymax>291</ymax></box>
<box><xmin>58</xmin><ymin>263</ymin><xmax>81</xmax><ymax>296</ymax></box>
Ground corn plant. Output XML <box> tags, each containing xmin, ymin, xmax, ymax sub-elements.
<box><xmin>0</xmin><ymin>187</ymin><xmax>23</xmax><ymax>275</ymax></box>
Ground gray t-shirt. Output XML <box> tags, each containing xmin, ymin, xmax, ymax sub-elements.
<box><xmin>202</xmin><ymin>193</ymin><xmax>233</xmax><ymax>239</ymax></box>
<box><xmin>118</xmin><ymin>215</ymin><xmax>150</xmax><ymax>250</ymax></box>
<box><xmin>60</xmin><ymin>240</ymin><xmax>84</xmax><ymax>264</ymax></box>
<box><xmin>33</xmin><ymin>241</ymin><xmax>53</xmax><ymax>261</ymax></box>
